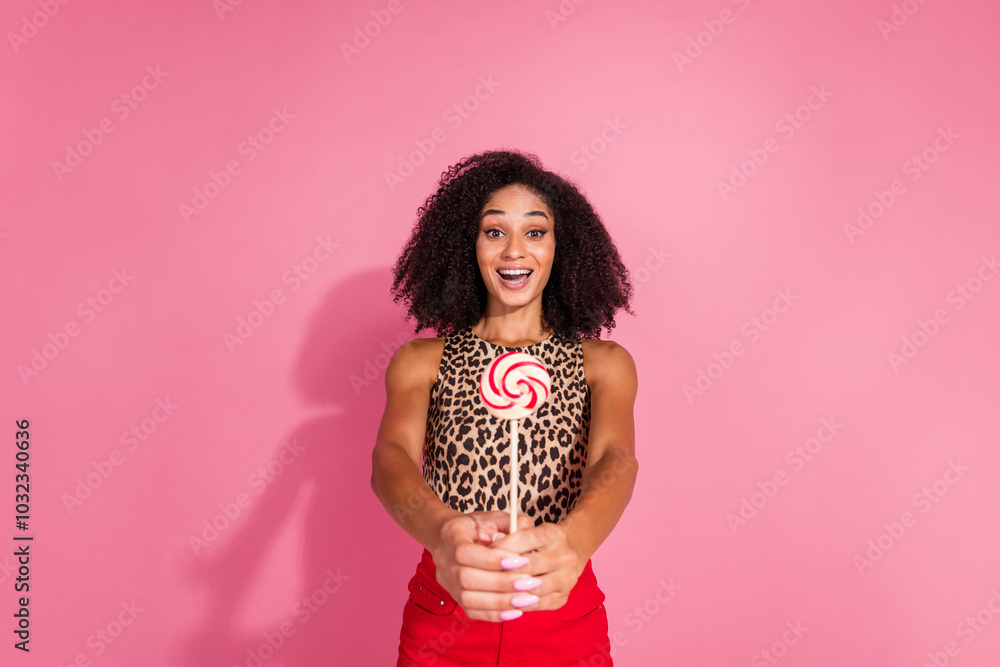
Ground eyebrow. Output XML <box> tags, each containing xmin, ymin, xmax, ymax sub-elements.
<box><xmin>480</xmin><ymin>209</ymin><xmax>550</xmax><ymax>220</ymax></box>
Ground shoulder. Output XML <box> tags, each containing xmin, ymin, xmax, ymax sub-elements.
<box><xmin>581</xmin><ymin>338</ymin><xmax>637</xmax><ymax>393</ymax></box>
<box><xmin>581</xmin><ymin>338</ymin><xmax>635</xmax><ymax>368</ymax></box>
<box><xmin>385</xmin><ymin>335</ymin><xmax>447</xmax><ymax>390</ymax></box>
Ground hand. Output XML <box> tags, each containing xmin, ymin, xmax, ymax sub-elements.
<box><xmin>431</xmin><ymin>511</ymin><xmax>539</xmax><ymax>622</ymax></box>
<box><xmin>489</xmin><ymin>521</ymin><xmax>586</xmax><ymax>613</ymax></box>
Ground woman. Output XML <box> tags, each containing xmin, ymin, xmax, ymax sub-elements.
<box><xmin>372</xmin><ymin>149</ymin><xmax>638</xmax><ymax>666</ymax></box>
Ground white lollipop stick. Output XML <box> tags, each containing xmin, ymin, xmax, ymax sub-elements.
<box><xmin>510</xmin><ymin>418</ymin><xmax>518</xmax><ymax>532</ymax></box>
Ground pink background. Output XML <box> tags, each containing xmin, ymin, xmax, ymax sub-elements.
<box><xmin>3</xmin><ymin>0</ymin><xmax>999</xmax><ymax>665</ymax></box>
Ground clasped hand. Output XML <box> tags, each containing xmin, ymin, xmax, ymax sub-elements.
<box><xmin>431</xmin><ymin>510</ymin><xmax>585</xmax><ymax>622</ymax></box>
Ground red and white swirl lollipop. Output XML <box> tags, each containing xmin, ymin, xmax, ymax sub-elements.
<box><xmin>479</xmin><ymin>351</ymin><xmax>551</xmax><ymax>532</ymax></box>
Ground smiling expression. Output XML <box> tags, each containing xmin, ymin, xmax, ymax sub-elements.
<box><xmin>476</xmin><ymin>184</ymin><xmax>556</xmax><ymax>313</ymax></box>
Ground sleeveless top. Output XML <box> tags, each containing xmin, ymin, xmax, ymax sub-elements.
<box><xmin>422</xmin><ymin>326</ymin><xmax>592</xmax><ymax>526</ymax></box>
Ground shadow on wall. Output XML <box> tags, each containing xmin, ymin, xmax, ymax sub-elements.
<box><xmin>177</xmin><ymin>266</ymin><xmax>433</xmax><ymax>666</ymax></box>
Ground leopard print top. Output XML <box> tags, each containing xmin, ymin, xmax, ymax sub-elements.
<box><xmin>422</xmin><ymin>326</ymin><xmax>591</xmax><ymax>526</ymax></box>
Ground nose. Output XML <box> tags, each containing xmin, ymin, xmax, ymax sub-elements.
<box><xmin>502</xmin><ymin>233</ymin><xmax>525</xmax><ymax>259</ymax></box>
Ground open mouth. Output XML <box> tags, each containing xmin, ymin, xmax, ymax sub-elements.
<box><xmin>497</xmin><ymin>268</ymin><xmax>532</xmax><ymax>286</ymax></box>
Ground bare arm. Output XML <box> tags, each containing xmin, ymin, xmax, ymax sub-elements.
<box><xmin>370</xmin><ymin>339</ymin><xmax>462</xmax><ymax>552</ymax></box>
<box><xmin>559</xmin><ymin>340</ymin><xmax>639</xmax><ymax>563</ymax></box>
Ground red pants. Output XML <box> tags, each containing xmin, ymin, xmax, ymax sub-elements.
<box><xmin>396</xmin><ymin>548</ymin><xmax>614</xmax><ymax>666</ymax></box>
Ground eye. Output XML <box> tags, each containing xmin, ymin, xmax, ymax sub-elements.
<box><xmin>527</xmin><ymin>230</ymin><xmax>547</xmax><ymax>238</ymax></box>
<box><xmin>484</xmin><ymin>229</ymin><xmax>503</xmax><ymax>238</ymax></box>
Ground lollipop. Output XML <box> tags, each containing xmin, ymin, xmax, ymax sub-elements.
<box><xmin>479</xmin><ymin>351</ymin><xmax>551</xmax><ymax>533</ymax></box>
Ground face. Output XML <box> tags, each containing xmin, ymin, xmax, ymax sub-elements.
<box><xmin>475</xmin><ymin>184</ymin><xmax>556</xmax><ymax>314</ymax></box>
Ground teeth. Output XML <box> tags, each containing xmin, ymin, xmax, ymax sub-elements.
<box><xmin>499</xmin><ymin>269</ymin><xmax>531</xmax><ymax>276</ymax></box>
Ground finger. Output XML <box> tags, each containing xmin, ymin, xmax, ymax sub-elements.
<box><xmin>473</xmin><ymin>523</ymin><xmax>495</xmax><ymax>544</ymax></box>
<box><xmin>468</xmin><ymin>512</ymin><xmax>512</xmax><ymax>543</ymax></box>
<box><xmin>491</xmin><ymin>524</ymin><xmax>550</xmax><ymax>555</ymax></box>
<box><xmin>456</xmin><ymin>587</ymin><xmax>543</xmax><ymax>617</ymax></box>
<box><xmin>448</xmin><ymin>564</ymin><xmax>545</xmax><ymax>621</ymax></box>
<box><xmin>463</xmin><ymin>607</ymin><xmax>526</xmax><ymax>623</ymax></box>
<box><xmin>449</xmin><ymin>563</ymin><xmax>537</xmax><ymax>595</ymax></box>
<box><xmin>467</xmin><ymin>513</ymin><xmax>514</xmax><ymax>544</ymax></box>
<box><xmin>454</xmin><ymin>540</ymin><xmax>531</xmax><ymax>572</ymax></box>
<box><xmin>476</xmin><ymin>511</ymin><xmax>530</xmax><ymax>536</ymax></box>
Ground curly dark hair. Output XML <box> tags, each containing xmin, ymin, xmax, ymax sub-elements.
<box><xmin>390</xmin><ymin>148</ymin><xmax>634</xmax><ymax>340</ymax></box>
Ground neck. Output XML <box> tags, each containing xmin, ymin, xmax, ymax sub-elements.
<box><xmin>472</xmin><ymin>312</ymin><xmax>550</xmax><ymax>347</ymax></box>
